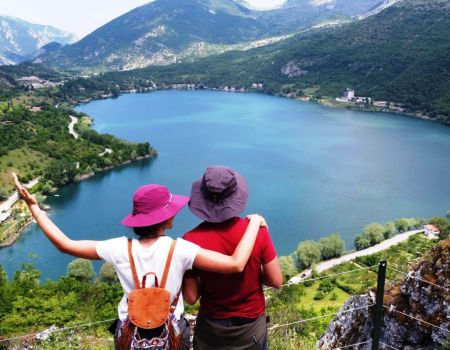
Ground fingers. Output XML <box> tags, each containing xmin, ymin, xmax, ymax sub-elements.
<box><xmin>260</xmin><ymin>218</ymin><xmax>268</xmax><ymax>228</ymax></box>
<box><xmin>12</xmin><ymin>173</ymin><xmax>33</xmax><ymax>203</ymax></box>
<box><xmin>246</xmin><ymin>214</ymin><xmax>268</xmax><ymax>228</ymax></box>
<box><xmin>12</xmin><ymin>172</ymin><xmax>22</xmax><ymax>190</ymax></box>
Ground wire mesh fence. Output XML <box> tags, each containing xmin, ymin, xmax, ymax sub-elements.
<box><xmin>1</xmin><ymin>260</ymin><xmax>448</xmax><ymax>350</ymax></box>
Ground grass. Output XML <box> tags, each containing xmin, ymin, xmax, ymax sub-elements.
<box><xmin>266</xmin><ymin>233</ymin><xmax>437</xmax><ymax>349</ymax></box>
<box><xmin>0</xmin><ymin>220</ymin><xmax>16</xmax><ymax>240</ymax></box>
<box><xmin>297</xmin><ymin>281</ymin><xmax>351</xmax><ymax>310</ymax></box>
<box><xmin>0</xmin><ymin>147</ymin><xmax>52</xmax><ymax>196</ymax></box>
<box><xmin>10</xmin><ymin>94</ymin><xmax>52</xmax><ymax>107</ymax></box>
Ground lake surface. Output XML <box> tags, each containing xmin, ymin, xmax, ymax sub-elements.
<box><xmin>1</xmin><ymin>90</ymin><xmax>450</xmax><ymax>280</ymax></box>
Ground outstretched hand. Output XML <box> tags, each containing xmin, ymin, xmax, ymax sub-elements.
<box><xmin>247</xmin><ymin>214</ymin><xmax>268</xmax><ymax>228</ymax></box>
<box><xmin>12</xmin><ymin>172</ymin><xmax>38</xmax><ymax>206</ymax></box>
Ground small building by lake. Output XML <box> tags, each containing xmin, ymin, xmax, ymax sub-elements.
<box><xmin>424</xmin><ymin>224</ymin><xmax>440</xmax><ymax>239</ymax></box>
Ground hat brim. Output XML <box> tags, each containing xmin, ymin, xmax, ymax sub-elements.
<box><xmin>188</xmin><ymin>173</ymin><xmax>248</xmax><ymax>223</ymax></box>
<box><xmin>121</xmin><ymin>194</ymin><xmax>189</xmax><ymax>227</ymax></box>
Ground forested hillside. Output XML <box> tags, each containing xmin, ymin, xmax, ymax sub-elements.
<box><xmin>0</xmin><ymin>103</ymin><xmax>154</xmax><ymax>196</ymax></box>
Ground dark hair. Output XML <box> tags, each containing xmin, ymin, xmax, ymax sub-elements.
<box><xmin>133</xmin><ymin>220</ymin><xmax>168</xmax><ymax>238</ymax></box>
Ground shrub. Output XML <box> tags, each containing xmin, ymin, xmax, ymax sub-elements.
<box><xmin>318</xmin><ymin>279</ymin><xmax>334</xmax><ymax>294</ymax></box>
<box><xmin>313</xmin><ymin>291</ymin><xmax>325</xmax><ymax>300</ymax></box>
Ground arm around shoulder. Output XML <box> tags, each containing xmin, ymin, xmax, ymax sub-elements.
<box><xmin>192</xmin><ymin>214</ymin><xmax>265</xmax><ymax>273</ymax></box>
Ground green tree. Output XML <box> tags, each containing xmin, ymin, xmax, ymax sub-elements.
<box><xmin>44</xmin><ymin>160</ymin><xmax>77</xmax><ymax>187</ymax></box>
<box><xmin>355</xmin><ymin>235</ymin><xmax>371</xmax><ymax>251</ymax></box>
<box><xmin>394</xmin><ymin>218</ymin><xmax>410</xmax><ymax>232</ymax></box>
<box><xmin>446</xmin><ymin>210</ymin><xmax>450</xmax><ymax>220</ymax></box>
<box><xmin>363</xmin><ymin>223</ymin><xmax>384</xmax><ymax>245</ymax></box>
<box><xmin>278</xmin><ymin>256</ymin><xmax>297</xmax><ymax>282</ymax></box>
<box><xmin>296</xmin><ymin>241</ymin><xmax>321</xmax><ymax>269</ymax></box>
<box><xmin>67</xmin><ymin>259</ymin><xmax>95</xmax><ymax>283</ymax></box>
<box><xmin>383</xmin><ymin>221</ymin><xmax>396</xmax><ymax>239</ymax></box>
<box><xmin>98</xmin><ymin>262</ymin><xmax>119</xmax><ymax>284</ymax></box>
<box><xmin>319</xmin><ymin>233</ymin><xmax>345</xmax><ymax>260</ymax></box>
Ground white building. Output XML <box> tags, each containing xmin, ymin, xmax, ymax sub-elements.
<box><xmin>343</xmin><ymin>88</ymin><xmax>355</xmax><ymax>100</ymax></box>
<box><xmin>424</xmin><ymin>224</ymin><xmax>440</xmax><ymax>239</ymax></box>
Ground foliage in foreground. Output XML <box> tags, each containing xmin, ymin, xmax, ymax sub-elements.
<box><xmin>0</xmin><ymin>233</ymin><xmax>437</xmax><ymax>349</ymax></box>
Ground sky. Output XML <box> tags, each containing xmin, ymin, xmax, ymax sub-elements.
<box><xmin>0</xmin><ymin>0</ymin><xmax>287</xmax><ymax>39</ymax></box>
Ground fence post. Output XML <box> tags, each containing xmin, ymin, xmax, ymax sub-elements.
<box><xmin>372</xmin><ymin>261</ymin><xmax>387</xmax><ymax>350</ymax></box>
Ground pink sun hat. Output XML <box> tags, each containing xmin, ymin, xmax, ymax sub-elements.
<box><xmin>121</xmin><ymin>184</ymin><xmax>190</xmax><ymax>227</ymax></box>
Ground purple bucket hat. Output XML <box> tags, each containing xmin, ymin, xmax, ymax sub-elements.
<box><xmin>121</xmin><ymin>184</ymin><xmax>189</xmax><ymax>227</ymax></box>
<box><xmin>189</xmin><ymin>166</ymin><xmax>248</xmax><ymax>223</ymax></box>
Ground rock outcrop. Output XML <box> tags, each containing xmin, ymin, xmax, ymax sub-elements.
<box><xmin>317</xmin><ymin>238</ymin><xmax>450</xmax><ymax>349</ymax></box>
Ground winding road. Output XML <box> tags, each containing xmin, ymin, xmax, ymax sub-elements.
<box><xmin>68</xmin><ymin>115</ymin><xmax>79</xmax><ymax>139</ymax></box>
<box><xmin>289</xmin><ymin>229</ymin><xmax>424</xmax><ymax>284</ymax></box>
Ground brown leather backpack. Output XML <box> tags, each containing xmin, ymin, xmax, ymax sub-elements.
<box><xmin>127</xmin><ymin>238</ymin><xmax>178</xmax><ymax>329</ymax></box>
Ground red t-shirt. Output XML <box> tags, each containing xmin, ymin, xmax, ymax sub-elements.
<box><xmin>182</xmin><ymin>217</ymin><xmax>277</xmax><ymax>319</ymax></box>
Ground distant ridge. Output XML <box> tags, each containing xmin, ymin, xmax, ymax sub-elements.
<box><xmin>35</xmin><ymin>0</ymin><xmax>382</xmax><ymax>71</ymax></box>
<box><xmin>0</xmin><ymin>16</ymin><xmax>77</xmax><ymax>65</ymax></box>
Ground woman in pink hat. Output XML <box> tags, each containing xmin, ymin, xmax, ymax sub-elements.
<box><xmin>12</xmin><ymin>173</ymin><xmax>266</xmax><ymax>349</ymax></box>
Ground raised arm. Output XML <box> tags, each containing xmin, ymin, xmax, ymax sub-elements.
<box><xmin>192</xmin><ymin>214</ymin><xmax>266</xmax><ymax>274</ymax></box>
<box><xmin>12</xmin><ymin>173</ymin><xmax>100</xmax><ymax>259</ymax></box>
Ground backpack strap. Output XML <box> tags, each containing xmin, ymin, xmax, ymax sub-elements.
<box><xmin>170</xmin><ymin>289</ymin><xmax>181</xmax><ymax>313</ymax></box>
<box><xmin>127</xmin><ymin>238</ymin><xmax>140</xmax><ymax>289</ymax></box>
<box><xmin>160</xmin><ymin>240</ymin><xmax>176</xmax><ymax>289</ymax></box>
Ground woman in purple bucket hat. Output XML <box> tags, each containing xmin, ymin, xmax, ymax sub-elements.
<box><xmin>12</xmin><ymin>173</ymin><xmax>267</xmax><ymax>350</ymax></box>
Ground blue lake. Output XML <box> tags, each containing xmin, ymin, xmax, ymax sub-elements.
<box><xmin>1</xmin><ymin>90</ymin><xmax>450</xmax><ymax>280</ymax></box>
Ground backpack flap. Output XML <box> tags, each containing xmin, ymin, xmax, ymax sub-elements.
<box><xmin>126</xmin><ymin>239</ymin><xmax>177</xmax><ymax>330</ymax></box>
<box><xmin>128</xmin><ymin>287</ymin><xmax>171</xmax><ymax>329</ymax></box>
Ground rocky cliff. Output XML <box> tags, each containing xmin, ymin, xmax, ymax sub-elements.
<box><xmin>317</xmin><ymin>238</ymin><xmax>450</xmax><ymax>349</ymax></box>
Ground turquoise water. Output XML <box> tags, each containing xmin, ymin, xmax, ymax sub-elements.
<box><xmin>1</xmin><ymin>90</ymin><xmax>450</xmax><ymax>280</ymax></box>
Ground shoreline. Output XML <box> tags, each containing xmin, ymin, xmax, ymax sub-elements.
<box><xmin>0</xmin><ymin>153</ymin><xmax>155</xmax><ymax>249</ymax></box>
<box><xmin>317</xmin><ymin>98</ymin><xmax>449</xmax><ymax>126</ymax></box>
<box><xmin>73</xmin><ymin>85</ymin><xmax>450</xmax><ymax>128</ymax></box>
<box><xmin>0</xmin><ymin>218</ymin><xmax>34</xmax><ymax>248</ymax></box>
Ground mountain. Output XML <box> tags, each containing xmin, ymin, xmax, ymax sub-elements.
<box><xmin>36</xmin><ymin>0</ymin><xmax>382</xmax><ymax>71</ymax></box>
<box><xmin>116</xmin><ymin>0</ymin><xmax>449</xmax><ymax>120</ymax></box>
<box><xmin>36</xmin><ymin>0</ymin><xmax>269</xmax><ymax>71</ymax></box>
<box><xmin>317</xmin><ymin>237</ymin><xmax>450</xmax><ymax>349</ymax></box>
<box><xmin>254</xmin><ymin>0</ymin><xmax>384</xmax><ymax>35</ymax></box>
<box><xmin>0</xmin><ymin>16</ymin><xmax>77</xmax><ymax>65</ymax></box>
